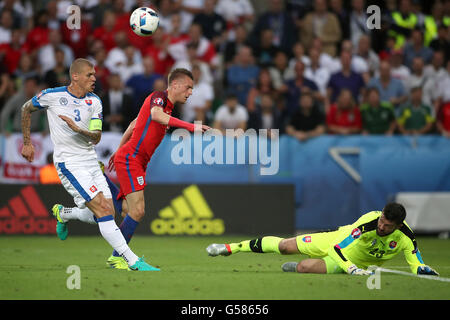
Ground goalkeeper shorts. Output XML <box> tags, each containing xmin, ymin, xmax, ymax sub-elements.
<box><xmin>295</xmin><ymin>230</ymin><xmax>346</xmax><ymax>274</ymax></box>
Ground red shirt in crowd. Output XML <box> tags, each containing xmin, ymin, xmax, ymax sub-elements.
<box><xmin>326</xmin><ymin>103</ymin><xmax>362</xmax><ymax>131</ymax></box>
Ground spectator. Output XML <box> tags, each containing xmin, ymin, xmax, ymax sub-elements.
<box><xmin>300</xmin><ymin>0</ymin><xmax>342</xmax><ymax>57</ymax></box>
<box><xmin>12</xmin><ymin>53</ymin><xmax>39</xmax><ymax>90</ymax></box>
<box><xmin>0</xmin><ymin>9</ymin><xmax>13</xmax><ymax>44</ymax></box>
<box><xmin>397</xmin><ymin>87</ymin><xmax>434</xmax><ymax>135</ymax></box>
<box><xmin>101</xmin><ymin>73</ymin><xmax>133</xmax><ymax>132</ymax></box>
<box><xmin>171</xmin><ymin>41</ymin><xmax>213</xmax><ymax>85</ymax></box>
<box><xmin>404</xmin><ymin>56</ymin><xmax>426</xmax><ymax>94</ymax></box>
<box><xmin>287</xmin><ymin>42</ymin><xmax>311</xmax><ymax>71</ymax></box>
<box><xmin>223</xmin><ymin>24</ymin><xmax>250</xmax><ymax>67</ymax></box>
<box><xmin>38</xmin><ymin>29</ymin><xmax>74</xmax><ymax>75</ymax></box>
<box><xmin>91</xmin><ymin>10</ymin><xmax>118</xmax><ymax>52</ymax></box>
<box><xmin>434</xmin><ymin>60</ymin><xmax>450</xmax><ymax>117</ymax></box>
<box><xmin>367</xmin><ymin>60</ymin><xmax>407</xmax><ymax>108</ymax></box>
<box><xmin>251</xmin><ymin>0</ymin><xmax>296</xmax><ymax>53</ymax></box>
<box><xmin>247</xmin><ymin>93</ymin><xmax>282</xmax><ymax>139</ymax></box>
<box><xmin>181</xmin><ymin>63</ymin><xmax>214</xmax><ymax>124</ymax></box>
<box><xmin>429</xmin><ymin>25</ymin><xmax>450</xmax><ymax>63</ymax></box>
<box><xmin>253</xmin><ymin>28</ymin><xmax>279</xmax><ymax>68</ymax></box>
<box><xmin>403</xmin><ymin>29</ymin><xmax>433</xmax><ymax>69</ymax></box>
<box><xmin>349</xmin><ymin>0</ymin><xmax>370</xmax><ymax>47</ymax></box>
<box><xmin>168</xmin><ymin>23</ymin><xmax>219</xmax><ymax>69</ymax></box>
<box><xmin>423</xmin><ymin>50</ymin><xmax>446</xmax><ymax>105</ymax></box>
<box><xmin>246</xmin><ymin>68</ymin><xmax>277</xmax><ymax>113</ymax></box>
<box><xmin>215</xmin><ymin>0</ymin><xmax>254</xmax><ymax>29</ymax></box>
<box><xmin>0</xmin><ymin>76</ymin><xmax>46</xmax><ymax>134</ymax></box>
<box><xmin>166</xmin><ymin>12</ymin><xmax>190</xmax><ymax>44</ymax></box>
<box><xmin>157</xmin><ymin>0</ymin><xmax>174</xmax><ymax>33</ymax></box>
<box><xmin>326</xmin><ymin>89</ymin><xmax>362</xmax><ymax>134</ymax></box>
<box><xmin>39</xmin><ymin>153</ymin><xmax>60</xmax><ymax>184</ymax></box>
<box><xmin>213</xmin><ymin>94</ymin><xmax>248</xmax><ymax>134</ymax></box>
<box><xmin>24</xmin><ymin>9</ymin><xmax>50</xmax><ymax>54</ymax></box>
<box><xmin>105</xmin><ymin>31</ymin><xmax>142</xmax><ymax>75</ymax></box>
<box><xmin>269</xmin><ymin>51</ymin><xmax>293</xmax><ymax>91</ymax></box>
<box><xmin>360</xmin><ymin>87</ymin><xmax>396</xmax><ymax>135</ymax></box>
<box><xmin>90</xmin><ymin>0</ymin><xmax>113</xmax><ymax>30</ymax></box>
<box><xmin>304</xmin><ymin>47</ymin><xmax>330</xmax><ymax>96</ymax></box>
<box><xmin>0</xmin><ymin>28</ymin><xmax>27</xmax><ymax>74</ymax></box>
<box><xmin>226</xmin><ymin>45</ymin><xmax>259</xmax><ymax>106</ymax></box>
<box><xmin>281</xmin><ymin>60</ymin><xmax>320</xmax><ymax>118</ymax></box>
<box><xmin>126</xmin><ymin>56</ymin><xmax>163</xmax><ymax>119</ymax></box>
<box><xmin>329</xmin><ymin>0</ymin><xmax>350</xmax><ymax>45</ymax></box>
<box><xmin>285</xmin><ymin>91</ymin><xmax>326</xmax><ymax>142</ymax></box>
<box><xmin>143</xmin><ymin>27</ymin><xmax>174</xmax><ymax>77</ymax></box>
<box><xmin>353</xmin><ymin>35</ymin><xmax>380</xmax><ymax>78</ymax></box>
<box><xmin>193</xmin><ymin>0</ymin><xmax>227</xmax><ymax>47</ymax></box>
<box><xmin>117</xmin><ymin>45</ymin><xmax>144</xmax><ymax>84</ymax></box>
<box><xmin>388</xmin><ymin>0</ymin><xmax>419</xmax><ymax>49</ymax></box>
<box><xmin>92</xmin><ymin>45</ymin><xmax>110</xmax><ymax>95</ymax></box>
<box><xmin>43</xmin><ymin>47</ymin><xmax>70</xmax><ymax>88</ymax></box>
<box><xmin>327</xmin><ymin>51</ymin><xmax>365</xmax><ymax>104</ymax></box>
<box><xmin>177</xmin><ymin>0</ymin><xmax>205</xmax><ymax>33</ymax></box>
<box><xmin>424</xmin><ymin>1</ymin><xmax>448</xmax><ymax>47</ymax></box>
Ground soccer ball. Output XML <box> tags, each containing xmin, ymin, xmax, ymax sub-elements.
<box><xmin>129</xmin><ymin>7</ymin><xmax>160</xmax><ymax>36</ymax></box>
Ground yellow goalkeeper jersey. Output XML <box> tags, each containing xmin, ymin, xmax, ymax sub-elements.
<box><xmin>327</xmin><ymin>211</ymin><xmax>425</xmax><ymax>273</ymax></box>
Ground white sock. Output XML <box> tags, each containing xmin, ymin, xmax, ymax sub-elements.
<box><xmin>97</xmin><ymin>215</ymin><xmax>139</xmax><ymax>266</ymax></box>
<box><xmin>60</xmin><ymin>207</ymin><xmax>97</xmax><ymax>224</ymax></box>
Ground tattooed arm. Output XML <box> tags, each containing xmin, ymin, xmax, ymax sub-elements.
<box><xmin>58</xmin><ymin>115</ymin><xmax>101</xmax><ymax>145</ymax></box>
<box><xmin>21</xmin><ymin>99</ymin><xmax>39</xmax><ymax>162</ymax></box>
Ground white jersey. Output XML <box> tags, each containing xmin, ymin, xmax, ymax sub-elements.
<box><xmin>31</xmin><ymin>86</ymin><xmax>103</xmax><ymax>163</ymax></box>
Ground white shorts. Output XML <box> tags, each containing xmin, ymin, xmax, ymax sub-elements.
<box><xmin>55</xmin><ymin>159</ymin><xmax>112</xmax><ymax>209</ymax></box>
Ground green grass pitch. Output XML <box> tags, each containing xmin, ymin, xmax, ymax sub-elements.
<box><xmin>0</xmin><ymin>236</ymin><xmax>449</xmax><ymax>300</ymax></box>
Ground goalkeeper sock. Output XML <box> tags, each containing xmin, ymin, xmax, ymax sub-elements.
<box><xmin>231</xmin><ymin>236</ymin><xmax>283</xmax><ymax>254</ymax></box>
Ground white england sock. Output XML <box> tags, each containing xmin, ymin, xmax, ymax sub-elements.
<box><xmin>60</xmin><ymin>207</ymin><xmax>97</xmax><ymax>224</ymax></box>
<box><xmin>97</xmin><ymin>215</ymin><xmax>139</xmax><ymax>266</ymax></box>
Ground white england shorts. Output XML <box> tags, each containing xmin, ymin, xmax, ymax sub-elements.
<box><xmin>55</xmin><ymin>159</ymin><xmax>112</xmax><ymax>208</ymax></box>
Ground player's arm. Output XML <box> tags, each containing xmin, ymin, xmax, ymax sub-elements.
<box><xmin>399</xmin><ymin>225</ymin><xmax>439</xmax><ymax>276</ymax></box>
<box><xmin>58</xmin><ymin>115</ymin><xmax>101</xmax><ymax>145</ymax></box>
<box><xmin>21</xmin><ymin>99</ymin><xmax>40</xmax><ymax>162</ymax></box>
<box><xmin>151</xmin><ymin>106</ymin><xmax>210</xmax><ymax>132</ymax></box>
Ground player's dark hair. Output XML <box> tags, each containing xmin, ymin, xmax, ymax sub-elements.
<box><xmin>382</xmin><ymin>202</ymin><xmax>406</xmax><ymax>225</ymax></box>
<box><xmin>168</xmin><ymin>68</ymin><xmax>193</xmax><ymax>85</ymax></box>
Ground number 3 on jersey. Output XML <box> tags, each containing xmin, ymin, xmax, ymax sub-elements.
<box><xmin>74</xmin><ymin>109</ymin><xmax>81</xmax><ymax>122</ymax></box>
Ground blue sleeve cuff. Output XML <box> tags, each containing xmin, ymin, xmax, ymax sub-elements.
<box><xmin>31</xmin><ymin>96</ymin><xmax>44</xmax><ymax>109</ymax></box>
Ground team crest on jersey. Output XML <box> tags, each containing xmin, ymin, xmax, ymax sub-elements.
<box><xmin>137</xmin><ymin>176</ymin><xmax>144</xmax><ymax>185</ymax></box>
<box><xmin>302</xmin><ymin>236</ymin><xmax>311</xmax><ymax>243</ymax></box>
<box><xmin>59</xmin><ymin>97</ymin><xmax>68</xmax><ymax>105</ymax></box>
<box><xmin>85</xmin><ymin>99</ymin><xmax>92</xmax><ymax>106</ymax></box>
<box><xmin>351</xmin><ymin>228</ymin><xmax>361</xmax><ymax>239</ymax></box>
<box><xmin>389</xmin><ymin>241</ymin><xmax>397</xmax><ymax>249</ymax></box>
<box><xmin>153</xmin><ymin>97</ymin><xmax>164</xmax><ymax>106</ymax></box>
<box><xmin>90</xmin><ymin>185</ymin><xmax>97</xmax><ymax>193</ymax></box>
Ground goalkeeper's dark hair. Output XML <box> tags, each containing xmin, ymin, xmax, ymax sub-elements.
<box><xmin>168</xmin><ymin>68</ymin><xmax>193</xmax><ymax>85</ymax></box>
<box><xmin>382</xmin><ymin>202</ymin><xmax>406</xmax><ymax>225</ymax></box>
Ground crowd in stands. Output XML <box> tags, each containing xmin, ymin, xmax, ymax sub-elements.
<box><xmin>0</xmin><ymin>0</ymin><xmax>449</xmax><ymax>142</ymax></box>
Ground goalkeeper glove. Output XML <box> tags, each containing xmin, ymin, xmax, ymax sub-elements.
<box><xmin>347</xmin><ymin>264</ymin><xmax>372</xmax><ymax>275</ymax></box>
<box><xmin>417</xmin><ymin>265</ymin><xmax>439</xmax><ymax>276</ymax></box>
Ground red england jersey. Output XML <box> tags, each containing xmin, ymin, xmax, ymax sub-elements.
<box><xmin>118</xmin><ymin>90</ymin><xmax>174</xmax><ymax>165</ymax></box>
